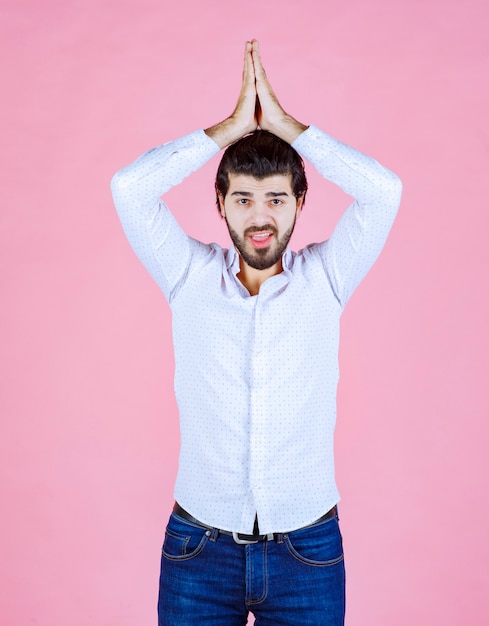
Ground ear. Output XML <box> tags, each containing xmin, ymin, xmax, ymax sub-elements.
<box><xmin>218</xmin><ymin>192</ymin><xmax>226</xmax><ymax>217</ymax></box>
<box><xmin>296</xmin><ymin>194</ymin><xmax>304</xmax><ymax>217</ymax></box>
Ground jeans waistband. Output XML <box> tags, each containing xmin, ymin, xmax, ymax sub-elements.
<box><xmin>172</xmin><ymin>502</ymin><xmax>337</xmax><ymax>545</ymax></box>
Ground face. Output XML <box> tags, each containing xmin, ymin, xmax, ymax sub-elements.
<box><xmin>219</xmin><ymin>173</ymin><xmax>303</xmax><ymax>271</ymax></box>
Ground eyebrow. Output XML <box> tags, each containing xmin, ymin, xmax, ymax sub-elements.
<box><xmin>230</xmin><ymin>191</ymin><xmax>290</xmax><ymax>198</ymax></box>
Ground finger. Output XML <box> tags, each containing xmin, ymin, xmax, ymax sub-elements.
<box><xmin>242</xmin><ymin>40</ymin><xmax>255</xmax><ymax>83</ymax></box>
<box><xmin>251</xmin><ymin>39</ymin><xmax>267</xmax><ymax>80</ymax></box>
<box><xmin>233</xmin><ymin>41</ymin><xmax>258</xmax><ymax>124</ymax></box>
<box><xmin>252</xmin><ymin>42</ymin><xmax>277</xmax><ymax>105</ymax></box>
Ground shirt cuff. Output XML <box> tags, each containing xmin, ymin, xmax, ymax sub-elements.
<box><xmin>291</xmin><ymin>124</ymin><xmax>340</xmax><ymax>155</ymax></box>
<box><xmin>171</xmin><ymin>128</ymin><xmax>222</xmax><ymax>158</ymax></box>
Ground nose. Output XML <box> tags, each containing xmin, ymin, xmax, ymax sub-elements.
<box><xmin>250</xmin><ymin>202</ymin><xmax>272</xmax><ymax>226</ymax></box>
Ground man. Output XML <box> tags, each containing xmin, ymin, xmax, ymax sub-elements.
<box><xmin>111</xmin><ymin>40</ymin><xmax>401</xmax><ymax>625</ymax></box>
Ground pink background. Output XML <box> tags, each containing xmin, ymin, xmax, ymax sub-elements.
<box><xmin>2</xmin><ymin>0</ymin><xmax>488</xmax><ymax>624</ymax></box>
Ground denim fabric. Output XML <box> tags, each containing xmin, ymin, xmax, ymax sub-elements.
<box><xmin>158</xmin><ymin>510</ymin><xmax>345</xmax><ymax>625</ymax></box>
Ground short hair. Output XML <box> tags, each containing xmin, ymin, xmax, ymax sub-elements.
<box><xmin>215</xmin><ymin>130</ymin><xmax>308</xmax><ymax>211</ymax></box>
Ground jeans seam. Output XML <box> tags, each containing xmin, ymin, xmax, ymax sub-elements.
<box><xmin>162</xmin><ymin>531</ymin><xmax>210</xmax><ymax>561</ymax></box>
<box><xmin>283</xmin><ymin>534</ymin><xmax>344</xmax><ymax>567</ymax></box>
<box><xmin>164</xmin><ymin>529</ymin><xmax>190</xmax><ymax>556</ymax></box>
<box><xmin>246</xmin><ymin>543</ymin><xmax>268</xmax><ymax>606</ymax></box>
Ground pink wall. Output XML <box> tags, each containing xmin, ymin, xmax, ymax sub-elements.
<box><xmin>2</xmin><ymin>0</ymin><xmax>488</xmax><ymax>624</ymax></box>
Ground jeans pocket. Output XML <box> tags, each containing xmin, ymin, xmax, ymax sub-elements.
<box><xmin>284</xmin><ymin>517</ymin><xmax>344</xmax><ymax>566</ymax></box>
<box><xmin>162</xmin><ymin>514</ymin><xmax>210</xmax><ymax>561</ymax></box>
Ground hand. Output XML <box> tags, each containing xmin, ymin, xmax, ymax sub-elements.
<box><xmin>232</xmin><ymin>40</ymin><xmax>259</xmax><ymax>134</ymax></box>
<box><xmin>252</xmin><ymin>40</ymin><xmax>308</xmax><ymax>143</ymax></box>
<box><xmin>205</xmin><ymin>40</ymin><xmax>308</xmax><ymax>148</ymax></box>
<box><xmin>205</xmin><ymin>41</ymin><xmax>258</xmax><ymax>148</ymax></box>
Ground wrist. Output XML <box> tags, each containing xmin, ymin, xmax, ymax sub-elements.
<box><xmin>205</xmin><ymin>117</ymin><xmax>256</xmax><ymax>149</ymax></box>
<box><xmin>263</xmin><ymin>115</ymin><xmax>308</xmax><ymax>144</ymax></box>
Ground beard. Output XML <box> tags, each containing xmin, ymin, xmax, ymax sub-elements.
<box><xmin>225</xmin><ymin>219</ymin><xmax>296</xmax><ymax>270</ymax></box>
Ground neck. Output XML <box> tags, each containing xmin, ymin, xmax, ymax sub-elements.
<box><xmin>237</xmin><ymin>258</ymin><xmax>283</xmax><ymax>296</ymax></box>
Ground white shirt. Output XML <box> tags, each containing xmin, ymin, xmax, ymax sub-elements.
<box><xmin>111</xmin><ymin>125</ymin><xmax>402</xmax><ymax>534</ymax></box>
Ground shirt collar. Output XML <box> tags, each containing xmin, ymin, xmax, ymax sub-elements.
<box><xmin>225</xmin><ymin>245</ymin><xmax>240</xmax><ymax>273</ymax></box>
<box><xmin>225</xmin><ymin>245</ymin><xmax>294</xmax><ymax>274</ymax></box>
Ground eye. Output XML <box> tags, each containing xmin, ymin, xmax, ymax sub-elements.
<box><xmin>270</xmin><ymin>198</ymin><xmax>284</xmax><ymax>206</ymax></box>
<box><xmin>237</xmin><ymin>198</ymin><xmax>249</xmax><ymax>205</ymax></box>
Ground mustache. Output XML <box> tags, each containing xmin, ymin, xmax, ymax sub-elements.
<box><xmin>244</xmin><ymin>224</ymin><xmax>278</xmax><ymax>237</ymax></box>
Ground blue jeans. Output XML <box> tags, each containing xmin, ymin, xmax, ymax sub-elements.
<box><xmin>158</xmin><ymin>510</ymin><xmax>345</xmax><ymax>625</ymax></box>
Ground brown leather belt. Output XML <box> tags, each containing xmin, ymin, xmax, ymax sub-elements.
<box><xmin>172</xmin><ymin>502</ymin><xmax>337</xmax><ymax>544</ymax></box>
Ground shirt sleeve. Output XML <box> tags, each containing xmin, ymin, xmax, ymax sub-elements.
<box><xmin>110</xmin><ymin>129</ymin><xmax>221</xmax><ymax>301</ymax></box>
<box><xmin>292</xmin><ymin>125</ymin><xmax>402</xmax><ymax>308</ymax></box>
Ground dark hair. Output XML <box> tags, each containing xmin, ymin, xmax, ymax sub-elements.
<box><xmin>215</xmin><ymin>130</ymin><xmax>308</xmax><ymax>211</ymax></box>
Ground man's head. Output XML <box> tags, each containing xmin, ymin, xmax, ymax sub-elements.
<box><xmin>215</xmin><ymin>131</ymin><xmax>308</xmax><ymax>270</ymax></box>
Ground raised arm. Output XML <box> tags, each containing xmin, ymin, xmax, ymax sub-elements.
<box><xmin>293</xmin><ymin>127</ymin><xmax>402</xmax><ymax>307</ymax></box>
<box><xmin>110</xmin><ymin>42</ymin><xmax>262</xmax><ymax>300</ymax></box>
<box><xmin>250</xmin><ymin>40</ymin><xmax>401</xmax><ymax>305</ymax></box>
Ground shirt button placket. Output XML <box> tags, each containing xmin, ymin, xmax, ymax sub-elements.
<box><xmin>249</xmin><ymin>298</ymin><xmax>267</xmax><ymax>500</ymax></box>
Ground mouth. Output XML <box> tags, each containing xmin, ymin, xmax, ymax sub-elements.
<box><xmin>247</xmin><ymin>230</ymin><xmax>275</xmax><ymax>249</ymax></box>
